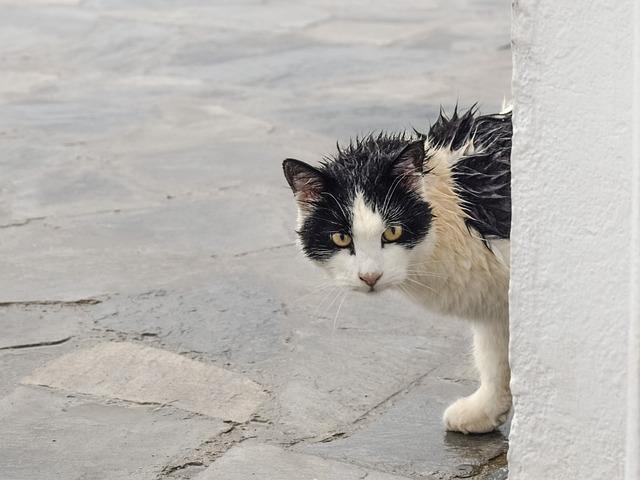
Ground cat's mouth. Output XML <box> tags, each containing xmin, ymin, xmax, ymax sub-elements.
<box><xmin>352</xmin><ymin>283</ymin><xmax>385</xmax><ymax>294</ymax></box>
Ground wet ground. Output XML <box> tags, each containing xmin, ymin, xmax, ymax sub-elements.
<box><xmin>0</xmin><ymin>1</ymin><xmax>511</xmax><ymax>478</ymax></box>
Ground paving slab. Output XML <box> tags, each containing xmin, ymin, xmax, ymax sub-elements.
<box><xmin>0</xmin><ymin>190</ymin><xmax>294</xmax><ymax>298</ymax></box>
<box><xmin>90</xmin><ymin>251</ymin><xmax>476</xmax><ymax>439</ymax></box>
<box><xmin>194</xmin><ymin>443</ymin><xmax>412</xmax><ymax>480</ymax></box>
<box><xmin>0</xmin><ymin>386</ymin><xmax>225</xmax><ymax>480</ymax></box>
<box><xmin>0</xmin><ymin>306</ymin><xmax>95</xmax><ymax>398</ymax></box>
<box><xmin>23</xmin><ymin>341</ymin><xmax>268</xmax><ymax>422</ymax></box>
<box><xmin>298</xmin><ymin>377</ymin><xmax>508</xmax><ymax>479</ymax></box>
<box><xmin>0</xmin><ymin>0</ymin><xmax>512</xmax><ymax>478</ymax></box>
<box><xmin>0</xmin><ymin>303</ymin><xmax>89</xmax><ymax>349</ymax></box>
<box><xmin>0</xmin><ymin>343</ymin><xmax>76</xmax><ymax>399</ymax></box>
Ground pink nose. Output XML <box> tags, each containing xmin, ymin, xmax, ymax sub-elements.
<box><xmin>359</xmin><ymin>272</ymin><xmax>382</xmax><ymax>287</ymax></box>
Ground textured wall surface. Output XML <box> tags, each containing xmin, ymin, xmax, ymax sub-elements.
<box><xmin>627</xmin><ymin>3</ymin><xmax>640</xmax><ymax>478</ymax></box>
<box><xmin>510</xmin><ymin>1</ymin><xmax>639</xmax><ymax>479</ymax></box>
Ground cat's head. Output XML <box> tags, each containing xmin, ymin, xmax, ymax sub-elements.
<box><xmin>282</xmin><ymin>135</ymin><xmax>435</xmax><ymax>293</ymax></box>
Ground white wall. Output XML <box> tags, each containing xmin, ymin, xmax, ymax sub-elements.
<box><xmin>510</xmin><ymin>1</ymin><xmax>639</xmax><ymax>479</ymax></box>
<box><xmin>627</xmin><ymin>2</ymin><xmax>640</xmax><ymax>478</ymax></box>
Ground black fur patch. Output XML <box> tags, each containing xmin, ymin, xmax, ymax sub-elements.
<box><xmin>441</xmin><ymin>109</ymin><xmax>512</xmax><ymax>240</ymax></box>
<box><xmin>283</xmin><ymin>106</ymin><xmax>512</xmax><ymax>261</ymax></box>
<box><xmin>427</xmin><ymin>104</ymin><xmax>478</xmax><ymax>150</ymax></box>
<box><xmin>285</xmin><ymin>134</ymin><xmax>433</xmax><ymax>261</ymax></box>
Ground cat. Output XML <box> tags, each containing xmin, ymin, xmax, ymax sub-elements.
<box><xmin>282</xmin><ymin>105</ymin><xmax>512</xmax><ymax>434</ymax></box>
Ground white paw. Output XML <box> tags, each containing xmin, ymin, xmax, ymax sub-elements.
<box><xmin>443</xmin><ymin>390</ymin><xmax>510</xmax><ymax>434</ymax></box>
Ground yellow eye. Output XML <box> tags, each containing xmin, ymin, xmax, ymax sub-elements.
<box><xmin>331</xmin><ymin>232</ymin><xmax>352</xmax><ymax>248</ymax></box>
<box><xmin>382</xmin><ymin>225</ymin><xmax>403</xmax><ymax>242</ymax></box>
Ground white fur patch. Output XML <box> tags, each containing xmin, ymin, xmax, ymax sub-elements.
<box><xmin>351</xmin><ymin>192</ymin><xmax>385</xmax><ymax>277</ymax></box>
<box><xmin>320</xmin><ymin>192</ymin><xmax>418</xmax><ymax>291</ymax></box>
<box><xmin>351</xmin><ymin>193</ymin><xmax>384</xmax><ymax>239</ymax></box>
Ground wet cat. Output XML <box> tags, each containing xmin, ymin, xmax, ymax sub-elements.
<box><xmin>282</xmin><ymin>106</ymin><xmax>511</xmax><ymax>434</ymax></box>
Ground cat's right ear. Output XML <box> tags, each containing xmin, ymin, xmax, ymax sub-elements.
<box><xmin>282</xmin><ymin>159</ymin><xmax>325</xmax><ymax>209</ymax></box>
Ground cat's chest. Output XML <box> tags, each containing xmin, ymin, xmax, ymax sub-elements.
<box><xmin>403</xmin><ymin>238</ymin><xmax>510</xmax><ymax>320</ymax></box>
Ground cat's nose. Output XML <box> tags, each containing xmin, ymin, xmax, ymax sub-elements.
<box><xmin>359</xmin><ymin>272</ymin><xmax>382</xmax><ymax>287</ymax></box>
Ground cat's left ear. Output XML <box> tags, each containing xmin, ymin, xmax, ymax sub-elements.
<box><xmin>282</xmin><ymin>159</ymin><xmax>326</xmax><ymax>209</ymax></box>
<box><xmin>390</xmin><ymin>139</ymin><xmax>425</xmax><ymax>177</ymax></box>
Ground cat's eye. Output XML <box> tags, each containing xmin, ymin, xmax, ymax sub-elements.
<box><xmin>382</xmin><ymin>225</ymin><xmax>403</xmax><ymax>242</ymax></box>
<box><xmin>331</xmin><ymin>232</ymin><xmax>352</xmax><ymax>248</ymax></box>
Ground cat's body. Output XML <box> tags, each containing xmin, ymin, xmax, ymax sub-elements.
<box><xmin>283</xmin><ymin>106</ymin><xmax>512</xmax><ymax>434</ymax></box>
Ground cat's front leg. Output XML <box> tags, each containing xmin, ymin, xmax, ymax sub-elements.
<box><xmin>443</xmin><ymin>316</ymin><xmax>511</xmax><ymax>434</ymax></box>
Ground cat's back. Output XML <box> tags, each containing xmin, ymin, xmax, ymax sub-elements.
<box><xmin>426</xmin><ymin>107</ymin><xmax>512</xmax><ymax>243</ymax></box>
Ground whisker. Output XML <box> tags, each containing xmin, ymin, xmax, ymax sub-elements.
<box><xmin>381</xmin><ymin>171</ymin><xmax>410</xmax><ymax>215</ymax></box>
<box><xmin>404</xmin><ymin>276</ymin><xmax>437</xmax><ymax>293</ymax></box>
<box><xmin>312</xmin><ymin>286</ymin><xmax>339</xmax><ymax>319</ymax></box>
<box><xmin>322</xmin><ymin>192</ymin><xmax>350</xmax><ymax>222</ymax></box>
<box><xmin>406</xmin><ymin>258</ymin><xmax>447</xmax><ymax>266</ymax></box>
<box><xmin>296</xmin><ymin>282</ymin><xmax>335</xmax><ymax>301</ymax></box>
<box><xmin>404</xmin><ymin>270</ymin><xmax>446</xmax><ymax>278</ymax></box>
<box><xmin>319</xmin><ymin>288</ymin><xmax>343</xmax><ymax>319</ymax></box>
<box><xmin>332</xmin><ymin>292</ymin><xmax>348</xmax><ymax>333</ymax></box>
<box><xmin>405</xmin><ymin>266</ymin><xmax>443</xmax><ymax>272</ymax></box>
<box><xmin>398</xmin><ymin>283</ymin><xmax>419</xmax><ymax>302</ymax></box>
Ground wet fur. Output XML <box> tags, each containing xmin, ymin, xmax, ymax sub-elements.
<box><xmin>283</xmin><ymin>106</ymin><xmax>512</xmax><ymax>434</ymax></box>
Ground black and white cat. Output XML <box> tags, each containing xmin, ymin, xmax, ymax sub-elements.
<box><xmin>282</xmin><ymin>106</ymin><xmax>512</xmax><ymax>434</ymax></box>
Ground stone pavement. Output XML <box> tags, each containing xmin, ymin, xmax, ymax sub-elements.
<box><xmin>0</xmin><ymin>1</ymin><xmax>511</xmax><ymax>479</ymax></box>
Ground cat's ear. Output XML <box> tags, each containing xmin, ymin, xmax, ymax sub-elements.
<box><xmin>390</xmin><ymin>139</ymin><xmax>425</xmax><ymax>177</ymax></box>
<box><xmin>282</xmin><ymin>159</ymin><xmax>325</xmax><ymax>208</ymax></box>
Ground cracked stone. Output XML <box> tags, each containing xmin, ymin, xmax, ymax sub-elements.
<box><xmin>0</xmin><ymin>386</ymin><xmax>225</xmax><ymax>480</ymax></box>
<box><xmin>0</xmin><ymin>0</ymin><xmax>512</xmax><ymax>477</ymax></box>
<box><xmin>0</xmin><ymin>191</ymin><xmax>295</xmax><ymax>300</ymax></box>
<box><xmin>0</xmin><ymin>341</ymin><xmax>78</xmax><ymax>398</ymax></box>
<box><xmin>297</xmin><ymin>376</ymin><xmax>508</xmax><ymax>479</ymax></box>
<box><xmin>193</xmin><ymin>443</ymin><xmax>412</xmax><ymax>480</ymax></box>
<box><xmin>91</xmin><ymin>257</ymin><xmax>475</xmax><ymax>439</ymax></box>
<box><xmin>0</xmin><ymin>304</ymin><xmax>88</xmax><ymax>350</ymax></box>
<box><xmin>22</xmin><ymin>342</ymin><xmax>268</xmax><ymax>422</ymax></box>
